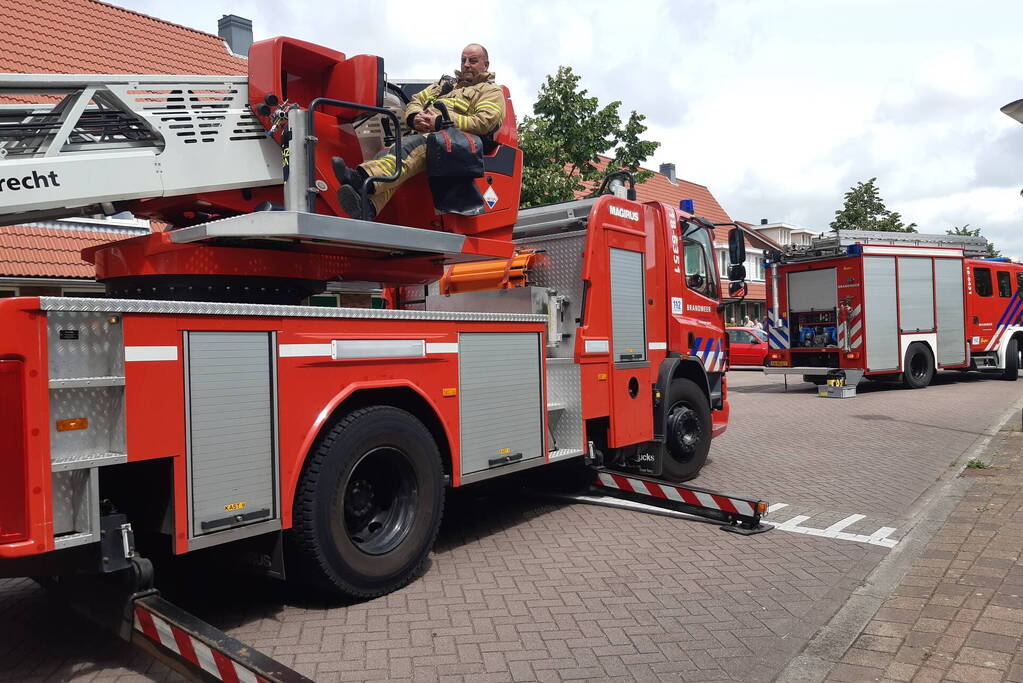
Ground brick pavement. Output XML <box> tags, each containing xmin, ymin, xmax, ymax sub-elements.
<box><xmin>1</xmin><ymin>371</ymin><xmax>1020</xmax><ymax>682</ymax></box>
<box><xmin>819</xmin><ymin>425</ymin><xmax>1023</xmax><ymax>682</ymax></box>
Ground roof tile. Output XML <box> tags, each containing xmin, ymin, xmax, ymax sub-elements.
<box><xmin>0</xmin><ymin>225</ymin><xmax>126</xmax><ymax>278</ymax></box>
<box><xmin>0</xmin><ymin>0</ymin><xmax>245</xmax><ymax>79</ymax></box>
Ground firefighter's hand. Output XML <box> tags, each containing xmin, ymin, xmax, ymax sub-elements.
<box><xmin>413</xmin><ymin>111</ymin><xmax>438</xmax><ymax>133</ymax></box>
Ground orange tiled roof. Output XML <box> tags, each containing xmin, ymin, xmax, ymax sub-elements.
<box><xmin>0</xmin><ymin>0</ymin><xmax>246</xmax><ymax>77</ymax></box>
<box><xmin>0</xmin><ymin>225</ymin><xmax>130</xmax><ymax>278</ymax></box>
<box><xmin>577</xmin><ymin>157</ymin><xmax>734</xmax><ymax>241</ymax></box>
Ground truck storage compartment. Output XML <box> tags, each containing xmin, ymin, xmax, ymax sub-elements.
<box><xmin>458</xmin><ymin>332</ymin><xmax>544</xmax><ymax>479</ymax></box>
<box><xmin>185</xmin><ymin>331</ymin><xmax>278</xmax><ymax>540</ymax></box>
<box><xmin>790</xmin><ymin>310</ymin><xmax>838</xmax><ymax>348</ymax></box>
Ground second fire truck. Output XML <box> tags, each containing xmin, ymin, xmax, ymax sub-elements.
<box><xmin>763</xmin><ymin>230</ymin><xmax>1023</xmax><ymax>388</ymax></box>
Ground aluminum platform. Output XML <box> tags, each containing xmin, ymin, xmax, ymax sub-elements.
<box><xmin>168</xmin><ymin>210</ymin><xmax>513</xmax><ymax>261</ymax></box>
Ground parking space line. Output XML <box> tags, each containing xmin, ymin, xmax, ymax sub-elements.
<box><xmin>769</xmin><ymin>505</ymin><xmax>898</xmax><ymax>548</ymax></box>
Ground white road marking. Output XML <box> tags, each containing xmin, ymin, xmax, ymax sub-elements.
<box><xmin>769</xmin><ymin>505</ymin><xmax>899</xmax><ymax>548</ymax></box>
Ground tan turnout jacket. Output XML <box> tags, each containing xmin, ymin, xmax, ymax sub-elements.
<box><xmin>405</xmin><ymin>71</ymin><xmax>506</xmax><ymax>136</ymax></box>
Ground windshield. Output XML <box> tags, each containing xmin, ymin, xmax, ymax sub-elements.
<box><xmin>682</xmin><ymin>222</ymin><xmax>719</xmax><ymax>300</ymax></box>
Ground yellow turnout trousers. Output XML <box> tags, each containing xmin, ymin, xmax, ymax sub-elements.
<box><xmin>359</xmin><ymin>134</ymin><xmax>428</xmax><ymax>214</ymax></box>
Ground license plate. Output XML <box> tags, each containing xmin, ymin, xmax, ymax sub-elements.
<box><xmin>770</xmin><ymin>361</ymin><xmax>789</xmax><ymax>367</ymax></box>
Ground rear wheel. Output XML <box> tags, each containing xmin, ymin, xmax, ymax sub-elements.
<box><xmin>1001</xmin><ymin>338</ymin><xmax>1019</xmax><ymax>381</ymax></box>
<box><xmin>902</xmin><ymin>344</ymin><xmax>935</xmax><ymax>389</ymax></box>
<box><xmin>287</xmin><ymin>406</ymin><xmax>445</xmax><ymax>599</ymax></box>
<box><xmin>660</xmin><ymin>379</ymin><xmax>712</xmax><ymax>482</ymax></box>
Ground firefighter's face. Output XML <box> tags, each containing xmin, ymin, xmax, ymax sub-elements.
<box><xmin>460</xmin><ymin>45</ymin><xmax>488</xmax><ymax>79</ymax></box>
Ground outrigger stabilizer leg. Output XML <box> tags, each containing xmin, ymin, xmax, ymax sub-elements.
<box><xmin>56</xmin><ymin>555</ymin><xmax>313</xmax><ymax>683</ymax></box>
<box><xmin>586</xmin><ymin>468</ymin><xmax>773</xmax><ymax>535</ymax></box>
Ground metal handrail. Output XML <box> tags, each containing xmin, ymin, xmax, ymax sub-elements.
<box><xmin>306</xmin><ymin>97</ymin><xmax>403</xmax><ymax>217</ymax></box>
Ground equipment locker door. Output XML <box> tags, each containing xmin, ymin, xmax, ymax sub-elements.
<box><xmin>863</xmin><ymin>257</ymin><xmax>900</xmax><ymax>371</ymax></box>
<box><xmin>607</xmin><ymin>244</ymin><xmax>654</xmax><ymax>447</ymax></box>
<box><xmin>185</xmin><ymin>331</ymin><xmax>278</xmax><ymax>539</ymax></box>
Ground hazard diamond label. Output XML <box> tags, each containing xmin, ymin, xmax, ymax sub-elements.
<box><xmin>483</xmin><ymin>186</ymin><xmax>498</xmax><ymax>209</ymax></box>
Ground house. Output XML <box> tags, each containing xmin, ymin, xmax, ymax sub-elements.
<box><xmin>749</xmin><ymin>219</ymin><xmax>819</xmax><ymax>248</ymax></box>
<box><xmin>576</xmin><ymin>158</ymin><xmax>779</xmax><ymax>325</ymax></box>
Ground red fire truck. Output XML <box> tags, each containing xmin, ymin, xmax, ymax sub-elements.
<box><xmin>0</xmin><ymin>37</ymin><xmax>762</xmax><ymax>608</ymax></box>
<box><xmin>763</xmin><ymin>230</ymin><xmax>1023</xmax><ymax>389</ymax></box>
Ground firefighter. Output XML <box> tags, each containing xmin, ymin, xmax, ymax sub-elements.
<box><xmin>334</xmin><ymin>43</ymin><xmax>506</xmax><ymax>219</ymax></box>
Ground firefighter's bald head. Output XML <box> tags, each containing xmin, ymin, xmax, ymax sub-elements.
<box><xmin>460</xmin><ymin>44</ymin><xmax>489</xmax><ymax>80</ymax></box>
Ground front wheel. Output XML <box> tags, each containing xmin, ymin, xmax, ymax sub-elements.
<box><xmin>660</xmin><ymin>378</ymin><xmax>712</xmax><ymax>482</ymax></box>
<box><xmin>902</xmin><ymin>344</ymin><xmax>935</xmax><ymax>389</ymax></box>
<box><xmin>1001</xmin><ymin>338</ymin><xmax>1019</xmax><ymax>381</ymax></box>
<box><xmin>287</xmin><ymin>406</ymin><xmax>445</xmax><ymax>599</ymax></box>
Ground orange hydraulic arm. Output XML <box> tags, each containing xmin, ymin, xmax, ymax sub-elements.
<box><xmin>439</xmin><ymin>250</ymin><xmax>537</xmax><ymax>295</ymax></box>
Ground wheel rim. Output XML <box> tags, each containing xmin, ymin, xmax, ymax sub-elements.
<box><xmin>341</xmin><ymin>447</ymin><xmax>417</xmax><ymax>555</ymax></box>
<box><xmin>910</xmin><ymin>352</ymin><xmax>928</xmax><ymax>380</ymax></box>
<box><xmin>666</xmin><ymin>402</ymin><xmax>702</xmax><ymax>462</ymax></box>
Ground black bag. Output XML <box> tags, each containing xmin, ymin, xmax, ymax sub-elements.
<box><xmin>425</xmin><ymin>104</ymin><xmax>486</xmax><ymax>214</ymax></box>
<box><xmin>426</xmin><ymin>128</ymin><xmax>484</xmax><ymax>178</ymax></box>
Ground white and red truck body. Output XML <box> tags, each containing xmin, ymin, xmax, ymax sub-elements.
<box><xmin>0</xmin><ymin>195</ymin><xmax>734</xmax><ymax>568</ymax></box>
<box><xmin>764</xmin><ymin>230</ymin><xmax>1023</xmax><ymax>384</ymax></box>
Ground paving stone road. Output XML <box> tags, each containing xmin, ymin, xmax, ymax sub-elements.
<box><xmin>1</xmin><ymin>370</ymin><xmax>1021</xmax><ymax>682</ymax></box>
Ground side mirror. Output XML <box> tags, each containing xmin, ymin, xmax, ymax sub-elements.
<box><xmin>728</xmin><ymin>264</ymin><xmax>746</xmax><ymax>282</ymax></box>
<box><xmin>728</xmin><ymin>280</ymin><xmax>747</xmax><ymax>297</ymax></box>
<box><xmin>728</xmin><ymin>228</ymin><xmax>746</xmax><ymax>264</ymax></box>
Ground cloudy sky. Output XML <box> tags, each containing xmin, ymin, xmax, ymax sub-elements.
<box><xmin>122</xmin><ymin>0</ymin><xmax>1023</xmax><ymax>257</ymax></box>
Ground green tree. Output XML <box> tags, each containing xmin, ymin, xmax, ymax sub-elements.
<box><xmin>830</xmin><ymin>178</ymin><xmax>917</xmax><ymax>233</ymax></box>
<box><xmin>518</xmin><ymin>66</ymin><xmax>660</xmax><ymax>207</ymax></box>
<box><xmin>947</xmin><ymin>224</ymin><xmax>1000</xmax><ymax>257</ymax></box>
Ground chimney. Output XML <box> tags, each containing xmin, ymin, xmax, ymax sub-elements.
<box><xmin>659</xmin><ymin>162</ymin><xmax>677</xmax><ymax>184</ymax></box>
<box><xmin>760</xmin><ymin>218</ymin><xmax>768</xmax><ymax>225</ymax></box>
<box><xmin>218</xmin><ymin>15</ymin><xmax>253</xmax><ymax>57</ymax></box>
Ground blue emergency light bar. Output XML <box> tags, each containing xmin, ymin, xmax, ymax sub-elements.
<box><xmin>680</xmin><ymin>199</ymin><xmax>695</xmax><ymax>213</ymax></box>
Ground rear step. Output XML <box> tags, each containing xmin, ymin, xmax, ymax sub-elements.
<box><xmin>584</xmin><ymin>468</ymin><xmax>772</xmax><ymax>535</ymax></box>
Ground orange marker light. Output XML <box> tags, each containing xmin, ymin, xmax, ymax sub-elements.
<box><xmin>441</xmin><ymin>387</ymin><xmax>457</xmax><ymax>397</ymax></box>
<box><xmin>56</xmin><ymin>418</ymin><xmax>89</xmax><ymax>432</ymax></box>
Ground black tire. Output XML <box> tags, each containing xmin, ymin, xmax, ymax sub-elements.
<box><xmin>1001</xmin><ymin>337</ymin><xmax>1020</xmax><ymax>381</ymax></box>
<box><xmin>287</xmin><ymin>406</ymin><xmax>445</xmax><ymax>599</ymax></box>
<box><xmin>902</xmin><ymin>343</ymin><xmax>935</xmax><ymax>389</ymax></box>
<box><xmin>660</xmin><ymin>379</ymin><xmax>712</xmax><ymax>482</ymax></box>
<box><xmin>802</xmin><ymin>375</ymin><xmax>827</xmax><ymax>386</ymax></box>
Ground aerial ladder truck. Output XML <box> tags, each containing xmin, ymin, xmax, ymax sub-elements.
<box><xmin>0</xmin><ymin>35</ymin><xmax>768</xmax><ymax>679</ymax></box>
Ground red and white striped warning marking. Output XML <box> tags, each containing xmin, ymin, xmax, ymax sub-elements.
<box><xmin>594</xmin><ymin>472</ymin><xmax>759</xmax><ymax>518</ymax></box>
<box><xmin>134</xmin><ymin>605</ymin><xmax>267</xmax><ymax>683</ymax></box>
<box><xmin>838</xmin><ymin>304</ymin><xmax>863</xmax><ymax>350</ymax></box>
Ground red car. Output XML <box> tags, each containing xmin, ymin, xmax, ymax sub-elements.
<box><xmin>727</xmin><ymin>327</ymin><xmax>768</xmax><ymax>366</ymax></box>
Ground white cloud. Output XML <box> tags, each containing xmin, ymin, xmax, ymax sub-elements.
<box><xmin>116</xmin><ymin>0</ymin><xmax>1023</xmax><ymax>257</ymax></box>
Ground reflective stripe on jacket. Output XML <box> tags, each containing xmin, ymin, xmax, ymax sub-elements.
<box><xmin>405</xmin><ymin>71</ymin><xmax>506</xmax><ymax>136</ymax></box>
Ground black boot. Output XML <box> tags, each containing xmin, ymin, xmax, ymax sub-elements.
<box><xmin>332</xmin><ymin>157</ymin><xmax>365</xmax><ymax>189</ymax></box>
<box><xmin>339</xmin><ymin>185</ymin><xmax>377</xmax><ymax>221</ymax></box>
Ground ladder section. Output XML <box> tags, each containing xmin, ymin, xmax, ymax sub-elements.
<box><xmin>0</xmin><ymin>73</ymin><xmax>280</xmax><ymax>225</ymax></box>
<box><xmin>775</xmin><ymin>229</ymin><xmax>989</xmax><ymax>263</ymax></box>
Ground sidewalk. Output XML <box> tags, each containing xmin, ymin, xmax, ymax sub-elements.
<box><xmin>820</xmin><ymin>420</ymin><xmax>1023</xmax><ymax>682</ymax></box>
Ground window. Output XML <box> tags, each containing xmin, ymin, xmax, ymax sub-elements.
<box><xmin>1017</xmin><ymin>272</ymin><xmax>1023</xmax><ymax>294</ymax></box>
<box><xmin>727</xmin><ymin>329</ymin><xmax>754</xmax><ymax>344</ymax></box>
<box><xmin>750</xmin><ymin>328</ymin><xmax>767</xmax><ymax>343</ymax></box>
<box><xmin>975</xmin><ymin>268</ymin><xmax>992</xmax><ymax>297</ymax></box>
<box><xmin>997</xmin><ymin>271</ymin><xmax>1012</xmax><ymax>298</ymax></box>
<box><xmin>682</xmin><ymin>224</ymin><xmax>718</xmax><ymax>300</ymax></box>
<box><xmin>0</xmin><ymin>289</ymin><xmax>17</xmax><ymax>298</ymax></box>
<box><xmin>684</xmin><ymin>239</ymin><xmax>716</xmax><ymax>299</ymax></box>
